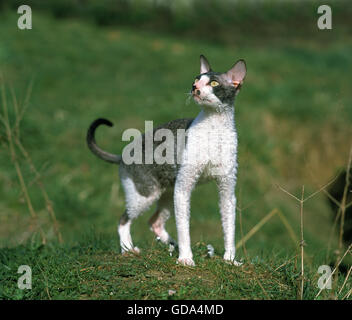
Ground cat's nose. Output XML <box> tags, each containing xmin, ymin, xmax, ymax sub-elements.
<box><xmin>192</xmin><ymin>85</ymin><xmax>200</xmax><ymax>96</ymax></box>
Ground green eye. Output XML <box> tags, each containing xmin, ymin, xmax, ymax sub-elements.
<box><xmin>210</xmin><ymin>81</ymin><xmax>219</xmax><ymax>87</ymax></box>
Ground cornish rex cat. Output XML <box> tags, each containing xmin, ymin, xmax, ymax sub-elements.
<box><xmin>87</xmin><ymin>55</ymin><xmax>246</xmax><ymax>266</ymax></box>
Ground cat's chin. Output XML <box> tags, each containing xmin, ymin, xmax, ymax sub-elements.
<box><xmin>192</xmin><ymin>95</ymin><xmax>202</xmax><ymax>104</ymax></box>
<box><xmin>193</xmin><ymin>99</ymin><xmax>220</xmax><ymax>110</ymax></box>
<box><xmin>193</xmin><ymin>96</ymin><xmax>215</xmax><ymax>107</ymax></box>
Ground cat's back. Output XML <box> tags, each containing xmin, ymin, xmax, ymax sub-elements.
<box><xmin>120</xmin><ymin>118</ymin><xmax>194</xmax><ymax>195</ymax></box>
<box><xmin>155</xmin><ymin>118</ymin><xmax>194</xmax><ymax>133</ymax></box>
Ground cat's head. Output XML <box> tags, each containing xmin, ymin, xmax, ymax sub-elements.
<box><xmin>191</xmin><ymin>55</ymin><xmax>246</xmax><ymax>108</ymax></box>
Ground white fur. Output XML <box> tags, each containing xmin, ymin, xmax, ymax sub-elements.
<box><xmin>118</xmin><ymin>167</ymin><xmax>161</xmax><ymax>252</ymax></box>
<box><xmin>175</xmin><ymin>72</ymin><xmax>241</xmax><ymax>266</ymax></box>
<box><xmin>175</xmin><ymin>105</ymin><xmax>239</xmax><ymax>266</ymax></box>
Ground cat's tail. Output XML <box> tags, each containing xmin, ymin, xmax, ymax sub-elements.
<box><xmin>87</xmin><ymin>118</ymin><xmax>122</xmax><ymax>164</ymax></box>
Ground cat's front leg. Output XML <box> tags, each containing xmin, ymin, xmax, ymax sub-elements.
<box><xmin>174</xmin><ymin>165</ymin><xmax>202</xmax><ymax>266</ymax></box>
<box><xmin>216</xmin><ymin>175</ymin><xmax>242</xmax><ymax>266</ymax></box>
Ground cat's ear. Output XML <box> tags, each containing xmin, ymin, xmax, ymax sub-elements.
<box><xmin>200</xmin><ymin>54</ymin><xmax>212</xmax><ymax>74</ymax></box>
<box><xmin>225</xmin><ymin>59</ymin><xmax>247</xmax><ymax>88</ymax></box>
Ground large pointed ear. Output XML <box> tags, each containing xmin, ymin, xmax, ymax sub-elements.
<box><xmin>200</xmin><ymin>54</ymin><xmax>212</xmax><ymax>74</ymax></box>
<box><xmin>225</xmin><ymin>59</ymin><xmax>247</xmax><ymax>88</ymax></box>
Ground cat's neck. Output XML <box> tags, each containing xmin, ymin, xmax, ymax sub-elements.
<box><xmin>198</xmin><ymin>102</ymin><xmax>235</xmax><ymax>128</ymax></box>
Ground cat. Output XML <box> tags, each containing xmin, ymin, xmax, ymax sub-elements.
<box><xmin>87</xmin><ymin>55</ymin><xmax>246</xmax><ymax>266</ymax></box>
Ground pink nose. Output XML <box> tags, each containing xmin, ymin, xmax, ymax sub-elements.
<box><xmin>195</xmin><ymin>82</ymin><xmax>201</xmax><ymax>89</ymax></box>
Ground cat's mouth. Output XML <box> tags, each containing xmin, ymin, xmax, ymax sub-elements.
<box><xmin>192</xmin><ymin>94</ymin><xmax>200</xmax><ymax>101</ymax></box>
<box><xmin>192</xmin><ymin>95</ymin><xmax>203</xmax><ymax>104</ymax></box>
<box><xmin>192</xmin><ymin>93</ymin><xmax>210</xmax><ymax>104</ymax></box>
<box><xmin>192</xmin><ymin>91</ymin><xmax>202</xmax><ymax>101</ymax></box>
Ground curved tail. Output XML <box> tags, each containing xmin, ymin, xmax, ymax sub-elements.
<box><xmin>86</xmin><ymin>118</ymin><xmax>122</xmax><ymax>164</ymax></box>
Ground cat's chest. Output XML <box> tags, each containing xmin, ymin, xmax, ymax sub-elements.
<box><xmin>187</xmin><ymin>123</ymin><xmax>236</xmax><ymax>148</ymax></box>
<box><xmin>188</xmin><ymin>111</ymin><xmax>236</xmax><ymax>144</ymax></box>
<box><xmin>183</xmin><ymin>110</ymin><xmax>237</xmax><ymax>167</ymax></box>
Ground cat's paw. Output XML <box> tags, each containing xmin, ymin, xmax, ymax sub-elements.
<box><xmin>177</xmin><ymin>257</ymin><xmax>195</xmax><ymax>267</ymax></box>
<box><xmin>224</xmin><ymin>259</ymin><xmax>243</xmax><ymax>267</ymax></box>
<box><xmin>223</xmin><ymin>252</ymin><xmax>242</xmax><ymax>266</ymax></box>
<box><xmin>132</xmin><ymin>246</ymin><xmax>141</xmax><ymax>254</ymax></box>
<box><xmin>121</xmin><ymin>246</ymin><xmax>140</xmax><ymax>255</ymax></box>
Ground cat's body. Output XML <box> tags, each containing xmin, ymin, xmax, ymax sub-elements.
<box><xmin>87</xmin><ymin>55</ymin><xmax>246</xmax><ymax>266</ymax></box>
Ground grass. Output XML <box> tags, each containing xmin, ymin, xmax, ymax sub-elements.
<box><xmin>0</xmin><ymin>7</ymin><xmax>351</xmax><ymax>299</ymax></box>
<box><xmin>1</xmin><ymin>236</ymin><xmax>349</xmax><ymax>300</ymax></box>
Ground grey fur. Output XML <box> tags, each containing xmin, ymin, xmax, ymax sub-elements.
<box><xmin>121</xmin><ymin>118</ymin><xmax>194</xmax><ymax>196</ymax></box>
<box><xmin>88</xmin><ymin>118</ymin><xmax>194</xmax><ymax>196</ymax></box>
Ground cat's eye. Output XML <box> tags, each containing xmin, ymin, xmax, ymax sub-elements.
<box><xmin>194</xmin><ymin>79</ymin><xmax>199</xmax><ymax>83</ymax></box>
<box><xmin>210</xmin><ymin>81</ymin><xmax>219</xmax><ymax>87</ymax></box>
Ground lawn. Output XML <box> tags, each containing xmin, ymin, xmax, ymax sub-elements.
<box><xmin>0</xmin><ymin>6</ymin><xmax>351</xmax><ymax>299</ymax></box>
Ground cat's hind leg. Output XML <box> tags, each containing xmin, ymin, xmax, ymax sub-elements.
<box><xmin>148</xmin><ymin>190</ymin><xmax>176</xmax><ymax>246</ymax></box>
<box><xmin>118</xmin><ymin>172</ymin><xmax>161</xmax><ymax>254</ymax></box>
<box><xmin>118</xmin><ymin>211</ymin><xmax>139</xmax><ymax>254</ymax></box>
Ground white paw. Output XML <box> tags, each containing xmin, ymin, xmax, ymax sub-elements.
<box><xmin>225</xmin><ymin>259</ymin><xmax>243</xmax><ymax>266</ymax></box>
<box><xmin>177</xmin><ymin>257</ymin><xmax>195</xmax><ymax>267</ymax></box>
<box><xmin>223</xmin><ymin>252</ymin><xmax>242</xmax><ymax>266</ymax></box>
<box><xmin>132</xmin><ymin>246</ymin><xmax>140</xmax><ymax>254</ymax></box>
<box><xmin>121</xmin><ymin>246</ymin><xmax>140</xmax><ymax>255</ymax></box>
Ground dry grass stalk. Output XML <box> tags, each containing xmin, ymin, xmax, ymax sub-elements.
<box><xmin>9</xmin><ymin>86</ymin><xmax>63</xmax><ymax>243</ymax></box>
<box><xmin>276</xmin><ymin>210</ymin><xmax>298</xmax><ymax>244</ymax></box>
<box><xmin>299</xmin><ymin>186</ymin><xmax>305</xmax><ymax>300</ymax></box>
<box><xmin>0</xmin><ymin>75</ymin><xmax>46</xmax><ymax>244</ymax></box>
<box><xmin>1</xmin><ymin>75</ymin><xmax>62</xmax><ymax>244</ymax></box>
<box><xmin>315</xmin><ymin>243</ymin><xmax>352</xmax><ymax>299</ymax></box>
<box><xmin>236</xmin><ymin>208</ymin><xmax>278</xmax><ymax>250</ymax></box>
<box><xmin>276</xmin><ymin>176</ymin><xmax>343</xmax><ymax>299</ymax></box>
<box><xmin>338</xmin><ymin>146</ymin><xmax>352</xmax><ymax>253</ymax></box>
<box><xmin>273</xmin><ymin>255</ymin><xmax>298</xmax><ymax>272</ymax></box>
<box><xmin>318</xmin><ymin>146</ymin><xmax>352</xmax><ymax>292</ymax></box>
<box><xmin>276</xmin><ymin>184</ymin><xmax>305</xmax><ymax>299</ymax></box>
<box><xmin>338</xmin><ymin>265</ymin><xmax>352</xmax><ymax>297</ymax></box>
<box><xmin>318</xmin><ymin>175</ymin><xmax>352</xmax><ymax>263</ymax></box>
<box><xmin>330</xmin><ymin>145</ymin><xmax>352</xmax><ymax>292</ymax></box>
<box><xmin>236</xmin><ymin>183</ymin><xmax>302</xmax><ymax>300</ymax></box>
<box><xmin>306</xmin><ymin>169</ymin><xmax>345</xmax><ymax>264</ymax></box>
<box><xmin>342</xmin><ymin>287</ymin><xmax>352</xmax><ymax>300</ymax></box>
<box><xmin>237</xmin><ymin>195</ymin><xmax>271</xmax><ymax>300</ymax></box>
<box><xmin>308</xmin><ymin>149</ymin><xmax>352</xmax><ymax>298</ymax></box>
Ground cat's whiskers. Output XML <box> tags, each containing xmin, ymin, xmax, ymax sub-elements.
<box><xmin>185</xmin><ymin>92</ymin><xmax>193</xmax><ymax>105</ymax></box>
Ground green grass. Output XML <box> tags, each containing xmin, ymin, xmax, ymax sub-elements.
<box><xmin>0</xmin><ymin>8</ymin><xmax>351</xmax><ymax>299</ymax></box>
<box><xmin>1</xmin><ymin>235</ymin><xmax>349</xmax><ymax>300</ymax></box>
